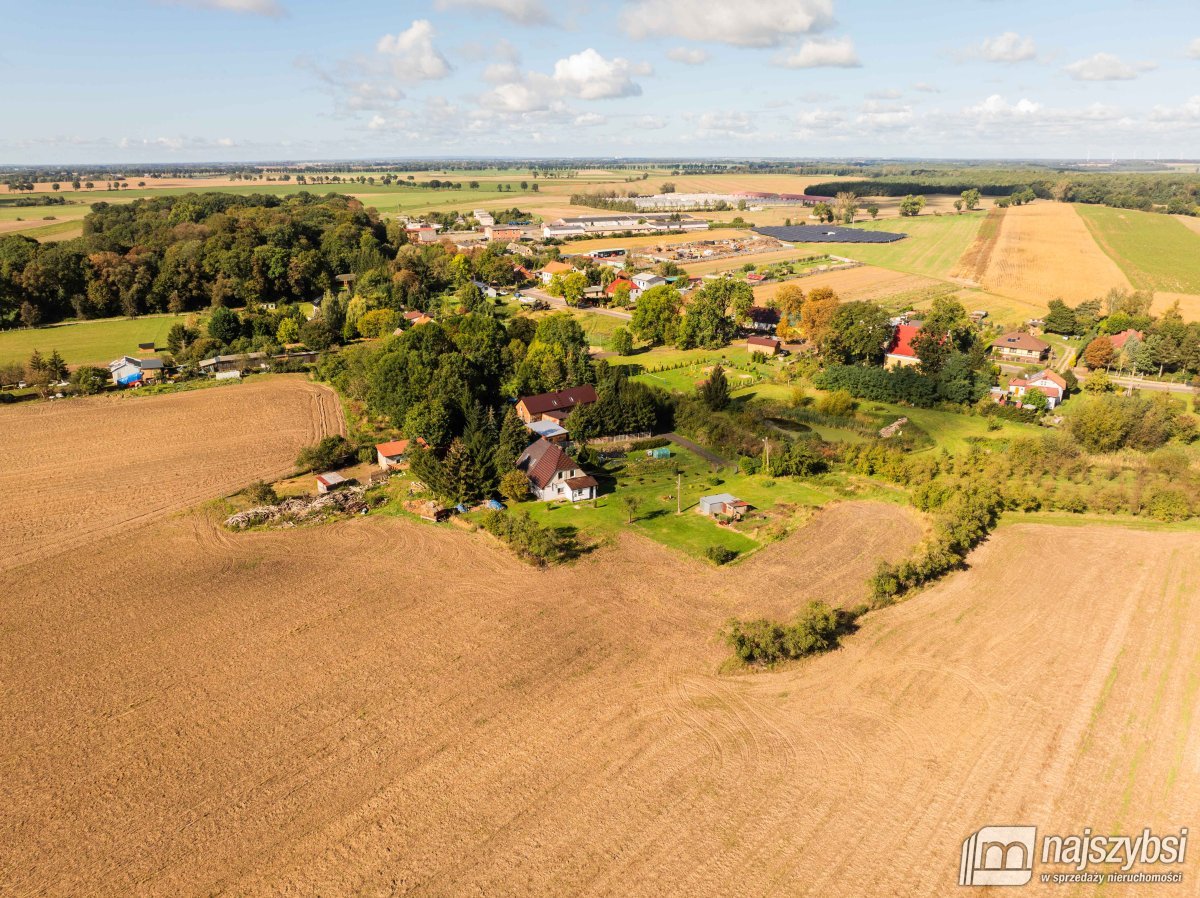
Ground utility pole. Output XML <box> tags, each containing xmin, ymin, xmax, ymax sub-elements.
<box><xmin>677</xmin><ymin>472</ymin><xmax>682</xmax><ymax>515</ymax></box>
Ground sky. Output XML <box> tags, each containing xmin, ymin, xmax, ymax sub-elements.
<box><xmin>1</xmin><ymin>0</ymin><xmax>1199</xmax><ymax>163</ymax></box>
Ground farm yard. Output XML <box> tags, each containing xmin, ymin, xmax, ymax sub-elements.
<box><xmin>0</xmin><ymin>376</ymin><xmax>344</xmax><ymax>573</ymax></box>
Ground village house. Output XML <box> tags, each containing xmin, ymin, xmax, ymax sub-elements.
<box><xmin>698</xmin><ymin>493</ymin><xmax>748</xmax><ymax>519</ymax></box>
<box><xmin>884</xmin><ymin>323</ymin><xmax>922</xmax><ymax>369</ymax></box>
<box><xmin>484</xmin><ymin>225</ymin><xmax>523</xmax><ymax>242</ymax></box>
<box><xmin>991</xmin><ymin>331</ymin><xmax>1051</xmax><ymax>363</ymax></box>
<box><xmin>631</xmin><ymin>272</ymin><xmax>667</xmax><ymax>292</ymax></box>
<box><xmin>539</xmin><ymin>260</ymin><xmax>575</xmax><ymax>284</ymax></box>
<box><xmin>605</xmin><ymin>277</ymin><xmax>637</xmax><ymax>301</ymax></box>
<box><xmin>746</xmin><ymin>335</ymin><xmax>781</xmax><ymax>356</ymax></box>
<box><xmin>992</xmin><ymin>369</ymin><xmax>1067</xmax><ymax>409</ymax></box>
<box><xmin>471</xmin><ymin>280</ymin><xmax>501</xmax><ymax>299</ymax></box>
<box><xmin>1109</xmin><ymin>329</ymin><xmax>1144</xmax><ymax>351</ymax></box>
<box><xmin>515</xmin><ymin>438</ymin><xmax>598</xmax><ymax>502</ymax></box>
<box><xmin>404</xmin><ymin>222</ymin><xmax>442</xmax><ymax>244</ymax></box>
<box><xmin>515</xmin><ymin>385</ymin><xmax>598</xmax><ymax>424</ymax></box>
<box><xmin>107</xmin><ymin>356</ymin><xmax>164</xmax><ymax>386</ymax></box>
<box><xmin>375</xmin><ymin>438</ymin><xmax>426</xmax><ymax>470</ymax></box>
<box><xmin>473</xmin><ymin>210</ymin><xmax>495</xmax><ymax>227</ymax></box>
<box><xmin>746</xmin><ymin>306</ymin><xmax>780</xmax><ymax>334</ymax></box>
<box><xmin>402</xmin><ymin>310</ymin><xmax>434</xmax><ymax>326</ymax></box>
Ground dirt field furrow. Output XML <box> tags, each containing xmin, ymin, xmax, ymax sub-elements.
<box><xmin>0</xmin><ymin>376</ymin><xmax>344</xmax><ymax>573</ymax></box>
<box><xmin>3</xmin><ymin>386</ymin><xmax>1199</xmax><ymax>896</ymax></box>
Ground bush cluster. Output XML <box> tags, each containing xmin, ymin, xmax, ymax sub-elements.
<box><xmin>478</xmin><ymin>510</ymin><xmax>582</xmax><ymax>566</ymax></box>
<box><xmin>723</xmin><ymin>602</ymin><xmax>856</xmax><ymax>666</ymax></box>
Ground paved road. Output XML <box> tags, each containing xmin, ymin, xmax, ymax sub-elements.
<box><xmin>522</xmin><ymin>286</ymin><xmax>633</xmax><ymax>321</ymax></box>
<box><xmin>1107</xmin><ymin>375</ymin><xmax>1196</xmax><ymax>395</ymax></box>
<box><xmin>663</xmin><ymin>432</ymin><xmax>733</xmax><ymax>470</ymax></box>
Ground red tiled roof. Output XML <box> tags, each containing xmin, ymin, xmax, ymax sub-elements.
<box><xmin>517</xmin><ymin>438</ymin><xmax>581</xmax><ymax>489</ymax></box>
<box><xmin>1109</xmin><ymin>329</ymin><xmax>1144</xmax><ymax>350</ymax></box>
<box><xmin>376</xmin><ymin>438</ymin><xmax>427</xmax><ymax>457</ymax></box>
<box><xmin>564</xmin><ymin>475</ymin><xmax>598</xmax><ymax>491</ymax></box>
<box><xmin>540</xmin><ymin>261</ymin><xmax>574</xmax><ymax>275</ymax></box>
<box><xmin>606</xmin><ymin>278</ymin><xmax>634</xmax><ymax>296</ymax></box>
<box><xmin>887</xmin><ymin>323</ymin><xmax>921</xmax><ymax>359</ymax></box>
<box><xmin>518</xmin><ymin>385</ymin><xmax>598</xmax><ymax>417</ymax></box>
<box><xmin>747</xmin><ymin>335</ymin><xmax>780</xmax><ymax>348</ymax></box>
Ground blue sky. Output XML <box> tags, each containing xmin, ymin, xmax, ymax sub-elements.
<box><xmin>2</xmin><ymin>0</ymin><xmax>1198</xmax><ymax>163</ymax></box>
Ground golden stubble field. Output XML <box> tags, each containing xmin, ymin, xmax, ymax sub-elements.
<box><xmin>0</xmin><ymin>376</ymin><xmax>344</xmax><ymax>573</ymax></box>
<box><xmin>1</xmin><ymin>381</ymin><xmax>1198</xmax><ymax>895</ymax></box>
<box><xmin>974</xmin><ymin>203</ymin><xmax>1132</xmax><ymax>304</ymax></box>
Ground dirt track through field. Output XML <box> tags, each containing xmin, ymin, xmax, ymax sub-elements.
<box><xmin>0</xmin><ymin>376</ymin><xmax>344</xmax><ymax>573</ymax></box>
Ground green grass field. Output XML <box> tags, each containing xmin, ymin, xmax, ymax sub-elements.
<box><xmin>1075</xmin><ymin>205</ymin><xmax>1200</xmax><ymax>294</ymax></box>
<box><xmin>0</xmin><ymin>314</ymin><xmax>186</xmax><ymax>368</ymax></box>
<box><xmin>815</xmin><ymin>213</ymin><xmax>986</xmax><ymax>279</ymax></box>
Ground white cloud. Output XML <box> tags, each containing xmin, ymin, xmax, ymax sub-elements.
<box><xmin>867</xmin><ymin>88</ymin><xmax>902</xmax><ymax>100</ymax></box>
<box><xmin>912</xmin><ymin>81</ymin><xmax>940</xmax><ymax>93</ymax></box>
<box><xmin>574</xmin><ymin>112</ymin><xmax>608</xmax><ymax>126</ymax></box>
<box><xmin>775</xmin><ymin>37</ymin><xmax>860</xmax><ymax>69</ymax></box>
<box><xmin>621</xmin><ymin>0</ymin><xmax>834</xmax><ymax>48</ymax></box>
<box><xmin>164</xmin><ymin>0</ymin><xmax>284</xmax><ymax>16</ymax></box>
<box><xmin>1187</xmin><ymin>38</ymin><xmax>1200</xmax><ymax>59</ymax></box>
<box><xmin>976</xmin><ymin>32</ymin><xmax>1037</xmax><ymax>63</ymax></box>
<box><xmin>553</xmin><ymin>48</ymin><xmax>647</xmax><ymax>99</ymax></box>
<box><xmin>376</xmin><ymin>20</ymin><xmax>451</xmax><ymax>81</ymax></box>
<box><xmin>1063</xmin><ymin>52</ymin><xmax>1155</xmax><ymax>81</ymax></box>
<box><xmin>667</xmin><ymin>46</ymin><xmax>709</xmax><ymax>65</ymax></box>
<box><xmin>481</xmin><ymin>48</ymin><xmax>647</xmax><ymax>111</ymax></box>
<box><xmin>1150</xmin><ymin>96</ymin><xmax>1200</xmax><ymax>122</ymax></box>
<box><xmin>965</xmin><ymin>94</ymin><xmax>1043</xmax><ymax>121</ymax></box>
<box><xmin>857</xmin><ymin>100</ymin><xmax>913</xmax><ymax>127</ymax></box>
<box><xmin>635</xmin><ymin>114</ymin><xmax>669</xmax><ymax>129</ymax></box>
<box><xmin>688</xmin><ymin>111</ymin><xmax>756</xmax><ymax>138</ymax></box>
<box><xmin>434</xmin><ymin>0</ymin><xmax>549</xmax><ymax>25</ymax></box>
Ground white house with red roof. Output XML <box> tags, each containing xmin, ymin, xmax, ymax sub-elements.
<box><xmin>884</xmin><ymin>323</ymin><xmax>922</xmax><ymax>369</ymax></box>
<box><xmin>992</xmin><ymin>369</ymin><xmax>1068</xmax><ymax>409</ymax></box>
<box><xmin>516</xmin><ymin>438</ymin><xmax>597</xmax><ymax>502</ymax></box>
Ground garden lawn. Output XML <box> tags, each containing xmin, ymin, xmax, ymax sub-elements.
<box><xmin>518</xmin><ymin>445</ymin><xmax>833</xmax><ymax>563</ymax></box>
<box><xmin>0</xmin><ymin>313</ymin><xmax>187</xmax><ymax>368</ymax></box>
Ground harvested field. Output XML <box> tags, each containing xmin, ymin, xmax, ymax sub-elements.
<box><xmin>981</xmin><ymin>203</ymin><xmax>1131</xmax><ymax>304</ymax></box>
<box><xmin>753</xmin><ymin>265</ymin><xmax>941</xmax><ymax>305</ymax></box>
<box><xmin>3</xmin><ymin>494</ymin><xmax>1198</xmax><ymax>894</ymax></box>
<box><xmin>951</xmin><ymin>205</ymin><xmax>1006</xmax><ymax>284</ymax></box>
<box><xmin>0</xmin><ymin>377</ymin><xmax>344</xmax><ymax>573</ymax></box>
<box><xmin>1151</xmin><ymin>291</ymin><xmax>1200</xmax><ymax>321</ymax></box>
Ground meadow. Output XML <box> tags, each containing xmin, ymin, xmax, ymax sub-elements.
<box><xmin>1076</xmin><ymin>203</ymin><xmax>1200</xmax><ymax>294</ymax></box>
<box><xmin>0</xmin><ymin>312</ymin><xmax>187</xmax><ymax>368</ymax></box>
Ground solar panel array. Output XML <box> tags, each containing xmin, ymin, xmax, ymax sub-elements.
<box><xmin>752</xmin><ymin>225</ymin><xmax>908</xmax><ymax>244</ymax></box>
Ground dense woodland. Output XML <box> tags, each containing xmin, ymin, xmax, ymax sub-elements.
<box><xmin>804</xmin><ymin>170</ymin><xmax>1200</xmax><ymax>213</ymax></box>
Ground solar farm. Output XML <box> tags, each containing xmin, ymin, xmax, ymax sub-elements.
<box><xmin>754</xmin><ymin>225</ymin><xmax>909</xmax><ymax>244</ymax></box>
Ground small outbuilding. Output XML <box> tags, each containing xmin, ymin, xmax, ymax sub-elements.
<box><xmin>316</xmin><ymin>472</ymin><xmax>348</xmax><ymax>494</ymax></box>
<box><xmin>746</xmin><ymin>335</ymin><xmax>781</xmax><ymax>356</ymax></box>
<box><xmin>698</xmin><ymin>493</ymin><xmax>748</xmax><ymax>519</ymax></box>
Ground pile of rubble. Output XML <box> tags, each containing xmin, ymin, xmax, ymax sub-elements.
<box><xmin>224</xmin><ymin>485</ymin><xmax>369</xmax><ymax>530</ymax></box>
